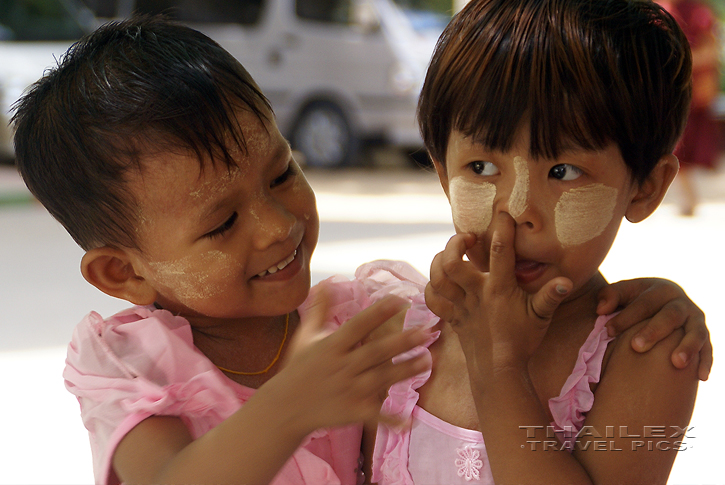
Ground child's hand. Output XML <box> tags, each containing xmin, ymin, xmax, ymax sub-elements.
<box><xmin>597</xmin><ymin>278</ymin><xmax>712</xmax><ymax>380</ymax></box>
<box><xmin>277</xmin><ymin>290</ymin><xmax>431</xmax><ymax>432</ymax></box>
<box><xmin>425</xmin><ymin>212</ymin><xmax>572</xmax><ymax>371</ymax></box>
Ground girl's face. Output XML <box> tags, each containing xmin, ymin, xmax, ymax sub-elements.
<box><xmin>125</xmin><ymin>110</ymin><xmax>319</xmax><ymax>322</ymax></box>
<box><xmin>437</xmin><ymin>128</ymin><xmax>639</xmax><ymax>297</ymax></box>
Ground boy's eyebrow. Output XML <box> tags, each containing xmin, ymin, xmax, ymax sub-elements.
<box><xmin>194</xmin><ymin>138</ymin><xmax>292</xmax><ymax>227</ymax></box>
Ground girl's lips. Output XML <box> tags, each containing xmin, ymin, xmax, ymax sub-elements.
<box><xmin>514</xmin><ymin>259</ymin><xmax>548</xmax><ymax>285</ymax></box>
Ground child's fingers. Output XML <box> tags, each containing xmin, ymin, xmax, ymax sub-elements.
<box><xmin>424</xmin><ymin>281</ymin><xmax>454</xmax><ymax>322</ymax></box>
<box><xmin>487</xmin><ymin>212</ymin><xmax>518</xmax><ymax>291</ymax></box>
<box><xmin>440</xmin><ymin>233</ymin><xmax>479</xmax><ymax>289</ymax></box>
<box><xmin>697</xmin><ymin>338</ymin><xmax>713</xmax><ymax>381</ymax></box>
<box><xmin>529</xmin><ymin>277</ymin><xmax>572</xmax><ymax>321</ymax></box>
<box><xmin>334</xmin><ymin>294</ymin><xmax>411</xmax><ymax>348</ymax></box>
<box><xmin>349</xmin><ymin>326</ymin><xmax>431</xmax><ymax>375</ymax></box>
<box><xmin>293</xmin><ymin>285</ymin><xmax>333</xmax><ymax>344</ymax></box>
<box><xmin>664</xmin><ymin>313</ymin><xmax>711</xmax><ymax>375</ymax></box>
<box><xmin>597</xmin><ymin>278</ymin><xmax>673</xmax><ymax>320</ymax></box>
<box><xmin>429</xmin><ymin>251</ymin><xmax>465</xmax><ymax>303</ymax></box>
<box><xmin>378</xmin><ymin>352</ymin><xmax>431</xmax><ymax>389</ymax></box>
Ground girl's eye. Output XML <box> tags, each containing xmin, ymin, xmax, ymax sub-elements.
<box><xmin>271</xmin><ymin>163</ymin><xmax>296</xmax><ymax>188</ymax></box>
<box><xmin>550</xmin><ymin>164</ymin><xmax>583</xmax><ymax>181</ymax></box>
<box><xmin>206</xmin><ymin>212</ymin><xmax>238</xmax><ymax>239</ymax></box>
<box><xmin>470</xmin><ymin>161</ymin><xmax>499</xmax><ymax>176</ymax></box>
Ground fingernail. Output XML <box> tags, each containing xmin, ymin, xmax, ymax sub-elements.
<box><xmin>633</xmin><ymin>337</ymin><xmax>646</xmax><ymax>350</ymax></box>
<box><xmin>556</xmin><ymin>285</ymin><xmax>569</xmax><ymax>295</ymax></box>
<box><xmin>678</xmin><ymin>352</ymin><xmax>689</xmax><ymax>366</ymax></box>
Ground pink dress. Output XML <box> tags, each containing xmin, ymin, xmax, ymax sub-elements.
<box><xmin>318</xmin><ymin>260</ymin><xmax>615</xmax><ymax>485</ymax></box>
<box><xmin>63</xmin><ymin>303</ymin><xmax>364</xmax><ymax>485</ymax></box>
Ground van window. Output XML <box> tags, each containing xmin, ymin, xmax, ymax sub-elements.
<box><xmin>133</xmin><ymin>0</ymin><xmax>264</xmax><ymax>25</ymax></box>
<box><xmin>296</xmin><ymin>0</ymin><xmax>351</xmax><ymax>24</ymax></box>
<box><xmin>0</xmin><ymin>0</ymin><xmax>87</xmax><ymax>40</ymax></box>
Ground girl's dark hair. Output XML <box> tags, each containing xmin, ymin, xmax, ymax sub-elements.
<box><xmin>12</xmin><ymin>15</ymin><xmax>272</xmax><ymax>250</ymax></box>
<box><xmin>418</xmin><ymin>0</ymin><xmax>692</xmax><ymax>183</ymax></box>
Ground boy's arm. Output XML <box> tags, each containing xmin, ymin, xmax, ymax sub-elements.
<box><xmin>113</xmin><ymin>296</ymin><xmax>430</xmax><ymax>485</ymax></box>
<box><xmin>597</xmin><ymin>278</ymin><xmax>711</xmax><ymax>380</ymax></box>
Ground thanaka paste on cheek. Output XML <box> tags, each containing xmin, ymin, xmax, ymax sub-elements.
<box><xmin>508</xmin><ymin>156</ymin><xmax>529</xmax><ymax>218</ymax></box>
<box><xmin>449</xmin><ymin>176</ymin><xmax>496</xmax><ymax>234</ymax></box>
<box><xmin>554</xmin><ymin>184</ymin><xmax>618</xmax><ymax>247</ymax></box>
<box><xmin>148</xmin><ymin>250</ymin><xmax>236</xmax><ymax>307</ymax></box>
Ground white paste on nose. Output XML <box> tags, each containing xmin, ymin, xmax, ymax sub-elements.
<box><xmin>449</xmin><ymin>176</ymin><xmax>496</xmax><ymax>234</ymax></box>
<box><xmin>508</xmin><ymin>156</ymin><xmax>529</xmax><ymax>219</ymax></box>
<box><xmin>555</xmin><ymin>184</ymin><xmax>618</xmax><ymax>247</ymax></box>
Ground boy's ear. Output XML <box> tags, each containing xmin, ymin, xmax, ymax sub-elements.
<box><xmin>432</xmin><ymin>158</ymin><xmax>451</xmax><ymax>200</ymax></box>
<box><xmin>625</xmin><ymin>154</ymin><xmax>679</xmax><ymax>223</ymax></box>
<box><xmin>81</xmin><ymin>247</ymin><xmax>158</xmax><ymax>305</ymax></box>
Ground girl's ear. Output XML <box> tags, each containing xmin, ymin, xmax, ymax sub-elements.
<box><xmin>432</xmin><ymin>158</ymin><xmax>451</xmax><ymax>200</ymax></box>
<box><xmin>81</xmin><ymin>247</ymin><xmax>158</xmax><ymax>305</ymax></box>
<box><xmin>625</xmin><ymin>154</ymin><xmax>679</xmax><ymax>223</ymax></box>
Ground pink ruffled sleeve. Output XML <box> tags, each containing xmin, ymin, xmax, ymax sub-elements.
<box><xmin>548</xmin><ymin>314</ymin><xmax>616</xmax><ymax>451</ymax></box>
<box><xmin>63</xmin><ymin>306</ymin><xmax>241</xmax><ymax>485</ymax></box>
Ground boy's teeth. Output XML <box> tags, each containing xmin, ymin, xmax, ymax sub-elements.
<box><xmin>257</xmin><ymin>250</ymin><xmax>297</xmax><ymax>278</ymax></box>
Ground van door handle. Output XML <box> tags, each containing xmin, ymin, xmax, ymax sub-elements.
<box><xmin>283</xmin><ymin>32</ymin><xmax>300</xmax><ymax>48</ymax></box>
<box><xmin>267</xmin><ymin>47</ymin><xmax>283</xmax><ymax>66</ymax></box>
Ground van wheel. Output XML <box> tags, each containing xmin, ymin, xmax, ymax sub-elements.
<box><xmin>292</xmin><ymin>102</ymin><xmax>356</xmax><ymax>168</ymax></box>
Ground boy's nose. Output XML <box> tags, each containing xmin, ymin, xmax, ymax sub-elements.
<box><xmin>249</xmin><ymin>198</ymin><xmax>296</xmax><ymax>250</ymax></box>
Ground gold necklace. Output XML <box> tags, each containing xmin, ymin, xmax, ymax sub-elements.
<box><xmin>216</xmin><ymin>313</ymin><xmax>289</xmax><ymax>376</ymax></box>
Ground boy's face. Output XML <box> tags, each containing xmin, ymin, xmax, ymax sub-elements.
<box><xmin>436</xmin><ymin>128</ymin><xmax>640</xmax><ymax>297</ymax></box>
<box><xmin>125</xmin><ymin>110</ymin><xmax>319</xmax><ymax>322</ymax></box>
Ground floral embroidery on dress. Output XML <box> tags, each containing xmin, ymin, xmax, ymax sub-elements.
<box><xmin>455</xmin><ymin>445</ymin><xmax>484</xmax><ymax>481</ymax></box>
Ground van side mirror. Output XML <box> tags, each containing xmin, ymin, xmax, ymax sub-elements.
<box><xmin>352</xmin><ymin>1</ymin><xmax>381</xmax><ymax>33</ymax></box>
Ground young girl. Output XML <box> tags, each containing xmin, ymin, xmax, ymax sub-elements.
<box><xmin>360</xmin><ymin>0</ymin><xmax>703</xmax><ymax>483</ymax></box>
<box><xmin>11</xmin><ymin>13</ymin><xmax>708</xmax><ymax>485</ymax></box>
<box><xmin>12</xmin><ymin>17</ymin><xmax>432</xmax><ymax>485</ymax></box>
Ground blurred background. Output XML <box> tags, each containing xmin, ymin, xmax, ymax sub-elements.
<box><xmin>1</xmin><ymin>0</ymin><xmax>724</xmax><ymax>483</ymax></box>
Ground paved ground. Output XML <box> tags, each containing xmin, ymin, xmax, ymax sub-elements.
<box><xmin>1</xmin><ymin>157</ymin><xmax>724</xmax><ymax>483</ymax></box>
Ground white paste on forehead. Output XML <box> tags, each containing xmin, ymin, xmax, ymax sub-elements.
<box><xmin>189</xmin><ymin>166</ymin><xmax>242</xmax><ymax>200</ymax></box>
<box><xmin>508</xmin><ymin>156</ymin><xmax>529</xmax><ymax>219</ymax></box>
<box><xmin>148</xmin><ymin>250</ymin><xmax>235</xmax><ymax>306</ymax></box>
<box><xmin>555</xmin><ymin>184</ymin><xmax>618</xmax><ymax>247</ymax></box>
<box><xmin>449</xmin><ymin>177</ymin><xmax>496</xmax><ymax>234</ymax></box>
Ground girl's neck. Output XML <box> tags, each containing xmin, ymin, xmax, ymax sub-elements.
<box><xmin>188</xmin><ymin>312</ymin><xmax>297</xmax><ymax>389</ymax></box>
<box><xmin>549</xmin><ymin>271</ymin><xmax>608</xmax><ymax>331</ymax></box>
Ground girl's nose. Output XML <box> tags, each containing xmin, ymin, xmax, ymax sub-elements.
<box><xmin>249</xmin><ymin>197</ymin><xmax>296</xmax><ymax>250</ymax></box>
<box><xmin>497</xmin><ymin>157</ymin><xmax>538</xmax><ymax>229</ymax></box>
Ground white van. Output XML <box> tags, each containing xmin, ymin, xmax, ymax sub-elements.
<box><xmin>0</xmin><ymin>0</ymin><xmax>97</xmax><ymax>161</ymax></box>
<box><xmin>125</xmin><ymin>0</ymin><xmax>449</xmax><ymax>167</ymax></box>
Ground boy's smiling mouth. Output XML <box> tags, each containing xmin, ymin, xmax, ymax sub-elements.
<box><xmin>256</xmin><ymin>249</ymin><xmax>298</xmax><ymax>278</ymax></box>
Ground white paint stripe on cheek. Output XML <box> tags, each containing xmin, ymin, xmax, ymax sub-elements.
<box><xmin>449</xmin><ymin>177</ymin><xmax>496</xmax><ymax>234</ymax></box>
<box><xmin>148</xmin><ymin>250</ymin><xmax>235</xmax><ymax>304</ymax></box>
<box><xmin>555</xmin><ymin>184</ymin><xmax>618</xmax><ymax>247</ymax></box>
<box><xmin>508</xmin><ymin>156</ymin><xmax>529</xmax><ymax>219</ymax></box>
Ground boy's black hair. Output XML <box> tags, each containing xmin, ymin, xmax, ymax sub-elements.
<box><xmin>418</xmin><ymin>0</ymin><xmax>692</xmax><ymax>183</ymax></box>
<box><xmin>12</xmin><ymin>15</ymin><xmax>272</xmax><ymax>250</ymax></box>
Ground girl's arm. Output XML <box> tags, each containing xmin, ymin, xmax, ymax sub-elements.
<box><xmin>112</xmin><ymin>295</ymin><xmax>431</xmax><ymax>485</ymax></box>
<box><xmin>572</xmin><ymin>323</ymin><xmax>698</xmax><ymax>484</ymax></box>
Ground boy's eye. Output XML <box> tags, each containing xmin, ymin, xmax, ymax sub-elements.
<box><xmin>271</xmin><ymin>163</ymin><xmax>296</xmax><ymax>188</ymax></box>
<box><xmin>470</xmin><ymin>161</ymin><xmax>499</xmax><ymax>176</ymax></box>
<box><xmin>205</xmin><ymin>212</ymin><xmax>238</xmax><ymax>239</ymax></box>
<box><xmin>549</xmin><ymin>164</ymin><xmax>583</xmax><ymax>181</ymax></box>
